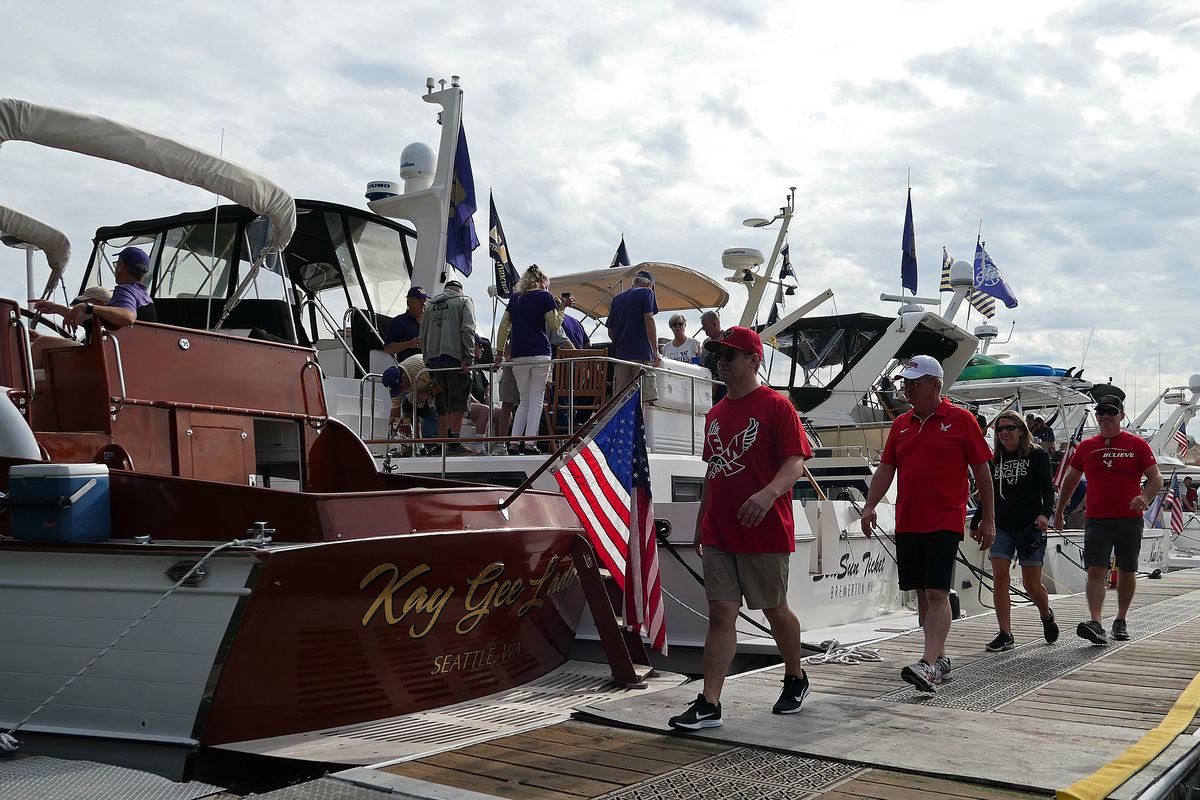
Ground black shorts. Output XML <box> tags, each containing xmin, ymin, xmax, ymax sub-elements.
<box><xmin>1083</xmin><ymin>517</ymin><xmax>1143</xmax><ymax>573</ymax></box>
<box><xmin>895</xmin><ymin>530</ymin><xmax>961</xmax><ymax>591</ymax></box>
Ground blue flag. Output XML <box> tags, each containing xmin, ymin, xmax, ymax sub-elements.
<box><xmin>973</xmin><ymin>239</ymin><xmax>1018</xmax><ymax>309</ymax></box>
<box><xmin>779</xmin><ymin>243</ymin><xmax>794</xmax><ymax>279</ymax></box>
<box><xmin>445</xmin><ymin>123</ymin><xmax>479</xmax><ymax>277</ymax></box>
<box><xmin>901</xmin><ymin>189</ymin><xmax>917</xmax><ymax>294</ymax></box>
<box><xmin>610</xmin><ymin>236</ymin><xmax>630</xmax><ymax>268</ymax></box>
<box><xmin>488</xmin><ymin>192</ymin><xmax>519</xmax><ymax>298</ymax></box>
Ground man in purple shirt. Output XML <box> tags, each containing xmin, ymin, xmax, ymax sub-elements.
<box><xmin>33</xmin><ymin>246</ymin><xmax>155</xmax><ymax>331</ymax></box>
<box><xmin>607</xmin><ymin>270</ymin><xmax>660</xmax><ymax>405</ymax></box>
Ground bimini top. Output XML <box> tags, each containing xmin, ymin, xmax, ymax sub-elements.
<box><xmin>0</xmin><ymin>98</ymin><xmax>295</xmax><ymax>294</ymax></box>
<box><xmin>551</xmin><ymin>261</ymin><xmax>729</xmax><ymax>320</ymax></box>
<box><xmin>0</xmin><ymin>204</ymin><xmax>70</xmax><ymax>279</ymax></box>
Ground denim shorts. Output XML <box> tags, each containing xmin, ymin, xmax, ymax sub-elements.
<box><xmin>989</xmin><ymin>526</ymin><xmax>1046</xmax><ymax>567</ymax></box>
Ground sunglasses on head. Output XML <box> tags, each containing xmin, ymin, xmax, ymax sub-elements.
<box><xmin>995</xmin><ymin>424</ymin><xmax>1020</xmax><ymax>432</ymax></box>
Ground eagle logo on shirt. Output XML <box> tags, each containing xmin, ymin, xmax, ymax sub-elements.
<box><xmin>706</xmin><ymin>418</ymin><xmax>759</xmax><ymax>478</ymax></box>
<box><xmin>940</xmin><ymin>422</ymin><xmax>952</xmax><ymax>432</ymax></box>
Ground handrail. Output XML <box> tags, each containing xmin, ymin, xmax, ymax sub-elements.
<box><xmin>343</xmin><ymin>306</ymin><xmax>390</xmax><ymax>351</ymax></box>
<box><xmin>106</xmin><ymin>333</ymin><xmax>128</xmax><ymax>413</ymax></box>
<box><xmin>357</xmin><ymin>372</ymin><xmax>384</xmax><ymax>439</ymax></box>
<box><xmin>296</xmin><ymin>297</ymin><xmax>368</xmax><ymax>377</ymax></box>
<box><xmin>10</xmin><ymin>309</ymin><xmax>36</xmax><ymax>394</ymax></box>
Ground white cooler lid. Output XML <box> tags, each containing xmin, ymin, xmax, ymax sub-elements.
<box><xmin>10</xmin><ymin>463</ymin><xmax>110</xmax><ymax>478</ymax></box>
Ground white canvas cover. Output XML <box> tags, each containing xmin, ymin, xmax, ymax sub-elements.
<box><xmin>0</xmin><ymin>204</ymin><xmax>71</xmax><ymax>286</ymax></box>
<box><xmin>552</xmin><ymin>261</ymin><xmax>730</xmax><ymax>320</ymax></box>
<box><xmin>0</xmin><ymin>99</ymin><xmax>295</xmax><ymax>268</ymax></box>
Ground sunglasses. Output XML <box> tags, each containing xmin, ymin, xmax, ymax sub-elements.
<box><xmin>670</xmin><ymin>322</ymin><xmax>685</xmax><ymax>328</ymax></box>
<box><xmin>716</xmin><ymin>348</ymin><xmax>745</xmax><ymax>362</ymax></box>
<box><xmin>995</xmin><ymin>424</ymin><xmax>1020</xmax><ymax>432</ymax></box>
<box><xmin>1096</xmin><ymin>407</ymin><xmax>1119</xmax><ymax>417</ymax></box>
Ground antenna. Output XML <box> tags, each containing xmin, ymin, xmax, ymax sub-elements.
<box><xmin>1081</xmin><ymin>327</ymin><xmax>1095</xmax><ymax>369</ymax></box>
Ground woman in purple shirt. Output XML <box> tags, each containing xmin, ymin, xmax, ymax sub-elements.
<box><xmin>494</xmin><ymin>265</ymin><xmax>563</xmax><ymax>455</ymax></box>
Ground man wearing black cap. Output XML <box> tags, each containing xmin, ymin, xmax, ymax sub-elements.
<box><xmin>607</xmin><ymin>270</ymin><xmax>661</xmax><ymax>407</ymax></box>
<box><xmin>1054</xmin><ymin>394</ymin><xmax>1161</xmax><ymax>644</ymax></box>
<box><xmin>384</xmin><ymin>286</ymin><xmax>429</xmax><ymax>363</ymax></box>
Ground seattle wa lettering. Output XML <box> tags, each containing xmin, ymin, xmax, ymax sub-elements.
<box><xmin>358</xmin><ymin>556</ymin><xmax>577</xmax><ymax>638</ymax></box>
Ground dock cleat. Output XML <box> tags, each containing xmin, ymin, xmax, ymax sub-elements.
<box><xmin>668</xmin><ymin>693</ymin><xmax>723</xmax><ymax>730</ymax></box>
<box><xmin>900</xmin><ymin>660</ymin><xmax>937</xmax><ymax>693</ymax></box>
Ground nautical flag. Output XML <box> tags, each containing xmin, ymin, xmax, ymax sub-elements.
<box><xmin>1173</xmin><ymin>422</ymin><xmax>1190</xmax><ymax>458</ymax></box>
<box><xmin>939</xmin><ymin>247</ymin><xmax>952</xmax><ymax>292</ymax></box>
<box><xmin>767</xmin><ymin>278</ymin><xmax>783</xmax><ymax>327</ymax></box>
<box><xmin>972</xmin><ymin>239</ymin><xmax>1018</xmax><ymax>310</ymax></box>
<box><xmin>779</xmin><ymin>243</ymin><xmax>795</xmax><ymax>280</ymax></box>
<box><xmin>488</xmin><ymin>193</ymin><xmax>519</xmax><ymax>298</ymax></box>
<box><xmin>445</xmin><ymin>123</ymin><xmax>480</xmax><ymax>277</ymax></box>
<box><xmin>901</xmin><ymin>189</ymin><xmax>917</xmax><ymax>294</ymax></box>
<box><xmin>1055</xmin><ymin>414</ymin><xmax>1088</xmax><ymax>489</ymax></box>
<box><xmin>1165</xmin><ymin>474</ymin><xmax>1185</xmax><ymax>534</ymax></box>
<box><xmin>610</xmin><ymin>236</ymin><xmax>631</xmax><ymax>268</ymax></box>
<box><xmin>554</xmin><ymin>387</ymin><xmax>666</xmax><ymax>654</ymax></box>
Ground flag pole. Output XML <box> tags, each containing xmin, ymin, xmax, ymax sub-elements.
<box><xmin>498</xmin><ymin>371</ymin><xmax>644</xmax><ymax>511</ymax></box>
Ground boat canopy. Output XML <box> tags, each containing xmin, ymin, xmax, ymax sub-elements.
<box><xmin>0</xmin><ymin>99</ymin><xmax>296</xmax><ymax>297</ymax></box>
<box><xmin>0</xmin><ymin>204</ymin><xmax>70</xmax><ymax>279</ymax></box>
<box><xmin>551</xmin><ymin>261</ymin><xmax>729</xmax><ymax>319</ymax></box>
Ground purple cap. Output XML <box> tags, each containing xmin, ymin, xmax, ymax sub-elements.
<box><xmin>407</xmin><ymin>286</ymin><xmax>429</xmax><ymax>299</ymax></box>
<box><xmin>115</xmin><ymin>247</ymin><xmax>150</xmax><ymax>276</ymax></box>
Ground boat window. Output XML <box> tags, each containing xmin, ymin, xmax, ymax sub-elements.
<box><xmin>153</xmin><ymin>222</ymin><xmax>238</xmax><ymax>299</ymax></box>
<box><xmin>671</xmin><ymin>476</ymin><xmax>704</xmax><ymax>503</ymax></box>
<box><xmin>91</xmin><ymin>233</ymin><xmax>158</xmax><ymax>287</ymax></box>
<box><xmin>348</xmin><ymin>217</ymin><xmax>411</xmax><ymax>319</ymax></box>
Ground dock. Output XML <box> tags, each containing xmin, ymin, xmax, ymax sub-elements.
<box><xmin>358</xmin><ymin>567</ymin><xmax>1200</xmax><ymax>799</ymax></box>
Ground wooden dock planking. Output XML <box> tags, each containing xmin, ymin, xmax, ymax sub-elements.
<box><xmin>373</xmin><ymin>568</ymin><xmax>1200</xmax><ymax>799</ymax></box>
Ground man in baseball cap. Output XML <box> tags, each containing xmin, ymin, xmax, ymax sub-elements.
<box><xmin>669</xmin><ymin>324</ymin><xmax>814</xmax><ymax>729</ymax></box>
<box><xmin>861</xmin><ymin>353</ymin><xmax>995</xmax><ymax>693</ymax></box>
<box><xmin>385</xmin><ymin>286</ymin><xmax>430</xmax><ymax>364</ymax></box>
<box><xmin>607</xmin><ymin>268</ymin><xmax>661</xmax><ymax>407</ymax></box>
<box><xmin>1054</xmin><ymin>390</ymin><xmax>1160</xmax><ymax>645</ymax></box>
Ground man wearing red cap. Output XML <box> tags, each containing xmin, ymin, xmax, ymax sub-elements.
<box><xmin>669</xmin><ymin>326</ymin><xmax>813</xmax><ymax>730</ymax></box>
<box><xmin>861</xmin><ymin>355</ymin><xmax>995</xmax><ymax>693</ymax></box>
<box><xmin>1053</xmin><ymin>394</ymin><xmax>1160</xmax><ymax>644</ymax></box>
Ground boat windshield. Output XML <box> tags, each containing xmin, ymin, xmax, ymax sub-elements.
<box><xmin>772</xmin><ymin>314</ymin><xmax>890</xmax><ymax>387</ymax></box>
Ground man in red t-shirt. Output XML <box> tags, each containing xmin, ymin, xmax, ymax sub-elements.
<box><xmin>668</xmin><ymin>327</ymin><xmax>813</xmax><ymax>730</ymax></box>
<box><xmin>1053</xmin><ymin>394</ymin><xmax>1161</xmax><ymax>644</ymax></box>
<box><xmin>861</xmin><ymin>355</ymin><xmax>994</xmax><ymax>693</ymax></box>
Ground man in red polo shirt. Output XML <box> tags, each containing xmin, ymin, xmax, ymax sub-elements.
<box><xmin>861</xmin><ymin>355</ymin><xmax>994</xmax><ymax>692</ymax></box>
<box><xmin>668</xmin><ymin>326</ymin><xmax>813</xmax><ymax>730</ymax></box>
<box><xmin>1053</xmin><ymin>394</ymin><xmax>1160</xmax><ymax>644</ymax></box>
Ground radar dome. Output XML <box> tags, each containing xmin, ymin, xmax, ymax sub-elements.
<box><xmin>400</xmin><ymin>143</ymin><xmax>436</xmax><ymax>192</ymax></box>
<box><xmin>949</xmin><ymin>259</ymin><xmax>974</xmax><ymax>287</ymax></box>
<box><xmin>1190</xmin><ymin>373</ymin><xmax>1200</xmax><ymax>393</ymax></box>
<box><xmin>721</xmin><ymin>247</ymin><xmax>765</xmax><ymax>271</ymax></box>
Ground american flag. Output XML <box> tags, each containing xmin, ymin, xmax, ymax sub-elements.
<box><xmin>554</xmin><ymin>389</ymin><xmax>666</xmax><ymax>654</ymax></box>
<box><xmin>1165</xmin><ymin>475</ymin><xmax>1185</xmax><ymax>535</ymax></box>
<box><xmin>1173</xmin><ymin>423</ymin><xmax>1190</xmax><ymax>459</ymax></box>
<box><xmin>1054</xmin><ymin>414</ymin><xmax>1089</xmax><ymax>489</ymax></box>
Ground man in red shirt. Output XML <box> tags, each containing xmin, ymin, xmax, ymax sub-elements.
<box><xmin>668</xmin><ymin>327</ymin><xmax>813</xmax><ymax>730</ymax></box>
<box><xmin>1053</xmin><ymin>395</ymin><xmax>1161</xmax><ymax>644</ymax></box>
<box><xmin>861</xmin><ymin>355</ymin><xmax>994</xmax><ymax>692</ymax></box>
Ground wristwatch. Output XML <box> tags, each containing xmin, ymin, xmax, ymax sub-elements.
<box><xmin>84</xmin><ymin>302</ymin><xmax>95</xmax><ymax>315</ymax></box>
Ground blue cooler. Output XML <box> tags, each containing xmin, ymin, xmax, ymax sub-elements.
<box><xmin>6</xmin><ymin>463</ymin><xmax>112</xmax><ymax>542</ymax></box>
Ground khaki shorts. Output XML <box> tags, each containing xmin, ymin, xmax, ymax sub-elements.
<box><xmin>703</xmin><ymin>547</ymin><xmax>789</xmax><ymax>610</ymax></box>
<box><xmin>498</xmin><ymin>366</ymin><xmax>518</xmax><ymax>405</ymax></box>
<box><xmin>614</xmin><ymin>362</ymin><xmax>658</xmax><ymax>403</ymax></box>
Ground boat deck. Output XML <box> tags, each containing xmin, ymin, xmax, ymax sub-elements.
<box><xmin>352</xmin><ymin>567</ymin><xmax>1200</xmax><ymax>799</ymax></box>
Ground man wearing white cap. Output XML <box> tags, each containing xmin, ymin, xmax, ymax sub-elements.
<box><xmin>860</xmin><ymin>355</ymin><xmax>995</xmax><ymax>692</ymax></box>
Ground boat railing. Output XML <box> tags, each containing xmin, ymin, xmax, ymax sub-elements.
<box><xmin>295</xmin><ymin>297</ymin><xmax>367</xmax><ymax>378</ymax></box>
<box><xmin>358</xmin><ymin>352</ymin><xmax>723</xmax><ymax>458</ymax></box>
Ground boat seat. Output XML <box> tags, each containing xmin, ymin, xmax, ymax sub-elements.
<box><xmin>544</xmin><ymin>349</ymin><xmax>608</xmax><ymax>437</ymax></box>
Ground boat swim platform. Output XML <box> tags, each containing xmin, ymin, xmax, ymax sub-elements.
<box><xmin>358</xmin><ymin>567</ymin><xmax>1200</xmax><ymax>800</ymax></box>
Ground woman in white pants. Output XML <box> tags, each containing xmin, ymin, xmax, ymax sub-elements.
<box><xmin>494</xmin><ymin>265</ymin><xmax>563</xmax><ymax>455</ymax></box>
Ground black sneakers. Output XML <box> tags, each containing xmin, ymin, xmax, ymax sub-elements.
<box><xmin>1111</xmin><ymin>618</ymin><xmax>1130</xmax><ymax>641</ymax></box>
<box><xmin>1042</xmin><ymin>610</ymin><xmax>1060</xmax><ymax>644</ymax></box>
<box><xmin>985</xmin><ymin>631</ymin><xmax>1015</xmax><ymax>652</ymax></box>
<box><xmin>668</xmin><ymin>693</ymin><xmax>723</xmax><ymax>730</ymax></box>
<box><xmin>1076</xmin><ymin>620</ymin><xmax>1108</xmax><ymax>645</ymax></box>
<box><xmin>772</xmin><ymin>673</ymin><xmax>811</xmax><ymax>714</ymax></box>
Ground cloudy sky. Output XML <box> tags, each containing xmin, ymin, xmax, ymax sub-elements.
<box><xmin>2</xmin><ymin>0</ymin><xmax>1198</xmax><ymax>421</ymax></box>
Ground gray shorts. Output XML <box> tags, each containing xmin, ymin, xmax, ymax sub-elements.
<box><xmin>614</xmin><ymin>362</ymin><xmax>658</xmax><ymax>403</ymax></box>
<box><xmin>703</xmin><ymin>547</ymin><xmax>789</xmax><ymax>610</ymax></box>
<box><xmin>1083</xmin><ymin>517</ymin><xmax>1143</xmax><ymax>573</ymax></box>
